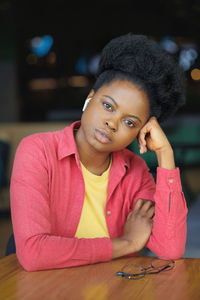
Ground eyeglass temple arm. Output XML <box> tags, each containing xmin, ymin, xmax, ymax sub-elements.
<box><xmin>116</xmin><ymin>271</ymin><xmax>145</xmax><ymax>277</ymax></box>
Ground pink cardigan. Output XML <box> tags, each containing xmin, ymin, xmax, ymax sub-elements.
<box><xmin>10</xmin><ymin>121</ymin><xmax>188</xmax><ymax>271</ymax></box>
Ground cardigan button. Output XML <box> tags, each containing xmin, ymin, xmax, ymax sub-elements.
<box><xmin>107</xmin><ymin>211</ymin><xmax>111</xmax><ymax>215</ymax></box>
<box><xmin>169</xmin><ymin>178</ymin><xmax>173</xmax><ymax>183</ymax></box>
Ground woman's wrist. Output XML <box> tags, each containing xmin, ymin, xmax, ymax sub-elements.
<box><xmin>155</xmin><ymin>144</ymin><xmax>175</xmax><ymax>170</ymax></box>
<box><xmin>111</xmin><ymin>237</ymin><xmax>136</xmax><ymax>259</ymax></box>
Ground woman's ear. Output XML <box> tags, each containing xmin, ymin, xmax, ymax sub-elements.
<box><xmin>82</xmin><ymin>98</ymin><xmax>92</xmax><ymax>111</ymax></box>
<box><xmin>87</xmin><ymin>89</ymin><xmax>95</xmax><ymax>99</ymax></box>
<box><xmin>82</xmin><ymin>90</ymin><xmax>95</xmax><ymax>111</ymax></box>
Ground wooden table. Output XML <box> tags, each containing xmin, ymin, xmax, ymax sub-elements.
<box><xmin>0</xmin><ymin>255</ymin><xmax>200</xmax><ymax>300</ymax></box>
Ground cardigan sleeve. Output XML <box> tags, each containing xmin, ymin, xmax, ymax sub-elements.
<box><xmin>10</xmin><ymin>136</ymin><xmax>113</xmax><ymax>271</ymax></box>
<box><xmin>141</xmin><ymin>166</ymin><xmax>188</xmax><ymax>259</ymax></box>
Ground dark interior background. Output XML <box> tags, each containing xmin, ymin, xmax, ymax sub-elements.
<box><xmin>0</xmin><ymin>0</ymin><xmax>200</xmax><ymax>259</ymax></box>
<box><xmin>1</xmin><ymin>0</ymin><xmax>200</xmax><ymax>122</ymax></box>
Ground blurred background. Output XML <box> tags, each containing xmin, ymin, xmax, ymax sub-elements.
<box><xmin>0</xmin><ymin>0</ymin><xmax>200</xmax><ymax>258</ymax></box>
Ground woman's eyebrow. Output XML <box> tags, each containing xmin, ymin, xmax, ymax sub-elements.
<box><xmin>103</xmin><ymin>95</ymin><xmax>142</xmax><ymax>123</ymax></box>
<box><xmin>127</xmin><ymin>114</ymin><xmax>142</xmax><ymax>123</ymax></box>
<box><xmin>103</xmin><ymin>95</ymin><xmax>118</xmax><ymax>107</ymax></box>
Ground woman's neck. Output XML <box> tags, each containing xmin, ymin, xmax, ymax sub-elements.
<box><xmin>81</xmin><ymin>154</ymin><xmax>111</xmax><ymax>176</ymax></box>
<box><xmin>74</xmin><ymin>128</ymin><xmax>111</xmax><ymax>176</ymax></box>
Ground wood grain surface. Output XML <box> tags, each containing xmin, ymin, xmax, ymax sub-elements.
<box><xmin>0</xmin><ymin>255</ymin><xmax>200</xmax><ymax>300</ymax></box>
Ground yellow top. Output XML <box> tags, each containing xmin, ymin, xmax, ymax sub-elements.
<box><xmin>75</xmin><ymin>160</ymin><xmax>112</xmax><ymax>238</ymax></box>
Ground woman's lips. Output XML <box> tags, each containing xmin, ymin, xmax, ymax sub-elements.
<box><xmin>94</xmin><ymin>128</ymin><xmax>112</xmax><ymax>144</ymax></box>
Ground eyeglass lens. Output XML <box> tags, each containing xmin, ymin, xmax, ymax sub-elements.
<box><xmin>116</xmin><ymin>260</ymin><xmax>175</xmax><ymax>279</ymax></box>
<box><xmin>148</xmin><ymin>259</ymin><xmax>175</xmax><ymax>274</ymax></box>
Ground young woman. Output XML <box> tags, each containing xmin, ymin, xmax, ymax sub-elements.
<box><xmin>10</xmin><ymin>33</ymin><xmax>188</xmax><ymax>271</ymax></box>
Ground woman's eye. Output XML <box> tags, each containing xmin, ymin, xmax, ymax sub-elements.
<box><xmin>103</xmin><ymin>102</ymin><xmax>113</xmax><ymax>111</ymax></box>
<box><xmin>125</xmin><ymin>119</ymin><xmax>135</xmax><ymax>127</ymax></box>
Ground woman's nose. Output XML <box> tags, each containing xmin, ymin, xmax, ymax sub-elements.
<box><xmin>105</xmin><ymin>121</ymin><xmax>117</xmax><ymax>132</ymax></box>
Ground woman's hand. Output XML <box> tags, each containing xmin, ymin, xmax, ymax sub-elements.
<box><xmin>137</xmin><ymin>116</ymin><xmax>170</xmax><ymax>154</ymax></box>
<box><xmin>137</xmin><ymin>117</ymin><xmax>176</xmax><ymax>170</ymax></box>
<box><xmin>111</xmin><ymin>199</ymin><xmax>155</xmax><ymax>258</ymax></box>
<box><xmin>123</xmin><ymin>199</ymin><xmax>155</xmax><ymax>252</ymax></box>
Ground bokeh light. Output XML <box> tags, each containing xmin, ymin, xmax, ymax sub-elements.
<box><xmin>30</xmin><ymin>35</ymin><xmax>54</xmax><ymax>58</ymax></box>
<box><xmin>191</xmin><ymin>68</ymin><xmax>200</xmax><ymax>80</ymax></box>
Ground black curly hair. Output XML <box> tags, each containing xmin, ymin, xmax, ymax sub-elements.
<box><xmin>93</xmin><ymin>33</ymin><xmax>185</xmax><ymax>122</ymax></box>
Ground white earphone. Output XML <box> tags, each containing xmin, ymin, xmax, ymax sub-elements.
<box><xmin>82</xmin><ymin>98</ymin><xmax>92</xmax><ymax>111</ymax></box>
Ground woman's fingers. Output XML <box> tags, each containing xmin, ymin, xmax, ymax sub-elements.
<box><xmin>134</xmin><ymin>198</ymin><xmax>155</xmax><ymax>218</ymax></box>
<box><xmin>138</xmin><ymin>116</ymin><xmax>173</xmax><ymax>154</ymax></box>
<box><xmin>123</xmin><ymin>198</ymin><xmax>155</xmax><ymax>253</ymax></box>
<box><xmin>140</xmin><ymin>199</ymin><xmax>155</xmax><ymax>213</ymax></box>
<box><xmin>137</xmin><ymin>130</ymin><xmax>147</xmax><ymax>154</ymax></box>
<box><xmin>133</xmin><ymin>198</ymin><xmax>144</xmax><ymax>211</ymax></box>
<box><xmin>146</xmin><ymin>206</ymin><xmax>155</xmax><ymax>219</ymax></box>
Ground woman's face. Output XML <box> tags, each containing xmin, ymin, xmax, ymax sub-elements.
<box><xmin>79</xmin><ymin>79</ymin><xmax>150</xmax><ymax>154</ymax></box>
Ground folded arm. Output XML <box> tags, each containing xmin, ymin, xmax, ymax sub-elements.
<box><xmin>10</xmin><ymin>136</ymin><xmax>113</xmax><ymax>271</ymax></box>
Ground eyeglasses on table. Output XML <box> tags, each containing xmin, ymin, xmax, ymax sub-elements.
<box><xmin>116</xmin><ymin>259</ymin><xmax>175</xmax><ymax>280</ymax></box>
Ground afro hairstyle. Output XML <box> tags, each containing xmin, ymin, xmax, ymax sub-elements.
<box><xmin>93</xmin><ymin>33</ymin><xmax>185</xmax><ymax>122</ymax></box>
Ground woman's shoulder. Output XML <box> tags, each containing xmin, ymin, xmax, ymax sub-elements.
<box><xmin>18</xmin><ymin>128</ymin><xmax>64</xmax><ymax>149</ymax></box>
<box><xmin>15</xmin><ymin>127</ymin><xmax>69</xmax><ymax>161</ymax></box>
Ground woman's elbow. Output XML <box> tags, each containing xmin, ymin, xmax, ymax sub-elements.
<box><xmin>17</xmin><ymin>251</ymin><xmax>38</xmax><ymax>272</ymax></box>
<box><xmin>159</xmin><ymin>245</ymin><xmax>185</xmax><ymax>261</ymax></box>
<box><xmin>16</xmin><ymin>243</ymin><xmax>41</xmax><ymax>272</ymax></box>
